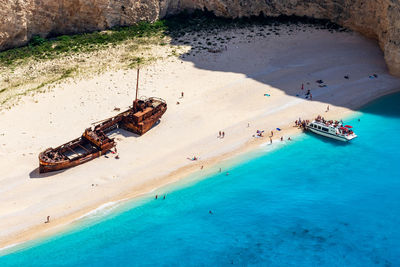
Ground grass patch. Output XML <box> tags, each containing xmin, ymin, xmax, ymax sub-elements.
<box><xmin>0</xmin><ymin>10</ymin><xmax>349</xmax><ymax>108</ymax></box>
<box><xmin>0</xmin><ymin>67</ymin><xmax>77</xmax><ymax>106</ymax></box>
<box><xmin>0</xmin><ymin>21</ymin><xmax>167</xmax><ymax>67</ymax></box>
<box><xmin>0</xmin><ymin>11</ymin><xmax>347</xmax><ymax>67</ymax></box>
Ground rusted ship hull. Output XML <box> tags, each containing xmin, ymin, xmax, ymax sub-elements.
<box><xmin>39</xmin><ymin>141</ymin><xmax>114</xmax><ymax>173</ymax></box>
<box><xmin>39</xmin><ymin>97</ymin><xmax>167</xmax><ymax>173</ymax></box>
<box><xmin>121</xmin><ymin>105</ymin><xmax>166</xmax><ymax>135</ymax></box>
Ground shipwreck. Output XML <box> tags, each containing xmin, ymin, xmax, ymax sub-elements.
<box><xmin>38</xmin><ymin>70</ymin><xmax>167</xmax><ymax>173</ymax></box>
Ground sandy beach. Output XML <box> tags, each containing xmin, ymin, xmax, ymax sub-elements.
<box><xmin>1</xmin><ymin>25</ymin><xmax>400</xmax><ymax>250</ymax></box>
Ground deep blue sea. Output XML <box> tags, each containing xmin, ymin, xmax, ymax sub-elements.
<box><xmin>1</xmin><ymin>93</ymin><xmax>400</xmax><ymax>266</ymax></box>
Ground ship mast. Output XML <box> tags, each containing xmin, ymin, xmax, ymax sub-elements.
<box><xmin>134</xmin><ymin>68</ymin><xmax>139</xmax><ymax>109</ymax></box>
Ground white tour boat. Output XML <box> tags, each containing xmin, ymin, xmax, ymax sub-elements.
<box><xmin>306</xmin><ymin>118</ymin><xmax>357</xmax><ymax>142</ymax></box>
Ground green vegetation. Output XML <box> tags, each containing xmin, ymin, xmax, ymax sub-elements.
<box><xmin>0</xmin><ymin>11</ymin><xmax>347</xmax><ymax>67</ymax></box>
<box><xmin>0</xmin><ymin>21</ymin><xmax>167</xmax><ymax>66</ymax></box>
<box><xmin>0</xmin><ymin>67</ymin><xmax>77</xmax><ymax>105</ymax></box>
<box><xmin>0</xmin><ymin>11</ymin><xmax>349</xmax><ymax>108</ymax></box>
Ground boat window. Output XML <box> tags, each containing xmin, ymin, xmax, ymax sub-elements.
<box><xmin>322</xmin><ymin>127</ymin><xmax>329</xmax><ymax>132</ymax></box>
<box><xmin>318</xmin><ymin>126</ymin><xmax>321</xmax><ymax>130</ymax></box>
<box><xmin>314</xmin><ymin>125</ymin><xmax>317</xmax><ymax>128</ymax></box>
<box><xmin>310</xmin><ymin>124</ymin><xmax>313</xmax><ymax>127</ymax></box>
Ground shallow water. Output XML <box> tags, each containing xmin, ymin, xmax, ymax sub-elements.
<box><xmin>1</xmin><ymin>92</ymin><xmax>400</xmax><ymax>266</ymax></box>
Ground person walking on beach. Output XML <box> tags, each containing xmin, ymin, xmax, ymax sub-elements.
<box><xmin>326</xmin><ymin>105</ymin><xmax>330</xmax><ymax>112</ymax></box>
<box><xmin>181</xmin><ymin>92</ymin><xmax>184</xmax><ymax>98</ymax></box>
<box><xmin>222</xmin><ymin>132</ymin><xmax>225</xmax><ymax>138</ymax></box>
<box><xmin>45</xmin><ymin>216</ymin><xmax>50</xmax><ymax>223</ymax></box>
<box><xmin>218</xmin><ymin>131</ymin><xmax>221</xmax><ymax>138</ymax></box>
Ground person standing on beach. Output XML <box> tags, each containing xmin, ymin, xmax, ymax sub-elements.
<box><xmin>271</xmin><ymin>130</ymin><xmax>274</xmax><ymax>137</ymax></box>
<box><xmin>181</xmin><ymin>92</ymin><xmax>184</xmax><ymax>98</ymax></box>
<box><xmin>45</xmin><ymin>216</ymin><xmax>50</xmax><ymax>223</ymax></box>
<box><xmin>222</xmin><ymin>132</ymin><xmax>225</xmax><ymax>138</ymax></box>
<box><xmin>326</xmin><ymin>105</ymin><xmax>330</xmax><ymax>112</ymax></box>
<box><xmin>218</xmin><ymin>131</ymin><xmax>221</xmax><ymax>138</ymax></box>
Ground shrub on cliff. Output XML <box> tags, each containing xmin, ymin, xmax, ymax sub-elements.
<box><xmin>29</xmin><ymin>36</ymin><xmax>46</xmax><ymax>47</ymax></box>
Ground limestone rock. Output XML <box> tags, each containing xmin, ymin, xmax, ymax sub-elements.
<box><xmin>0</xmin><ymin>0</ymin><xmax>399</xmax><ymax>76</ymax></box>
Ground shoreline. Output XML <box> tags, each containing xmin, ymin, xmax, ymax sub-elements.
<box><xmin>1</xmin><ymin>24</ymin><xmax>400</xmax><ymax>255</ymax></box>
<box><xmin>0</xmin><ymin>88</ymin><xmax>393</xmax><ymax>253</ymax></box>
<box><xmin>0</xmin><ymin>121</ymin><xmax>305</xmax><ymax>254</ymax></box>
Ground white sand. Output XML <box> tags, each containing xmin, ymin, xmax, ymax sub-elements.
<box><xmin>1</xmin><ymin>26</ymin><xmax>400</xmax><ymax>249</ymax></box>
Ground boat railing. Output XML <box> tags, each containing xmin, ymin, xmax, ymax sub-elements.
<box><xmin>149</xmin><ymin>97</ymin><xmax>167</xmax><ymax>104</ymax></box>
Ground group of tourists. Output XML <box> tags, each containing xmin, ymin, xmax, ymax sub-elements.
<box><xmin>295</xmin><ymin>118</ymin><xmax>308</xmax><ymax>128</ymax></box>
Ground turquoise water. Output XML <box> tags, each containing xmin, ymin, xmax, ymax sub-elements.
<box><xmin>2</xmin><ymin>93</ymin><xmax>400</xmax><ymax>266</ymax></box>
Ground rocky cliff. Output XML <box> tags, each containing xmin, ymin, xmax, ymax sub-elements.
<box><xmin>1</xmin><ymin>0</ymin><xmax>399</xmax><ymax>76</ymax></box>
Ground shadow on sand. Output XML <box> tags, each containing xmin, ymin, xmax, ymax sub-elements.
<box><xmin>29</xmin><ymin>167</ymin><xmax>66</xmax><ymax>179</ymax></box>
<box><xmin>163</xmin><ymin>12</ymin><xmax>400</xmax><ymax>117</ymax></box>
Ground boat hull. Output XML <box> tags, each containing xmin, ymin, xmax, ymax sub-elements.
<box><xmin>39</xmin><ymin>143</ymin><xmax>114</xmax><ymax>173</ymax></box>
<box><xmin>38</xmin><ymin>97</ymin><xmax>167</xmax><ymax>173</ymax></box>
<box><xmin>307</xmin><ymin>127</ymin><xmax>357</xmax><ymax>142</ymax></box>
<box><xmin>121</xmin><ymin>105</ymin><xmax>166</xmax><ymax>135</ymax></box>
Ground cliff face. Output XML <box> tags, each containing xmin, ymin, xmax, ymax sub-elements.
<box><xmin>0</xmin><ymin>0</ymin><xmax>399</xmax><ymax>76</ymax></box>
